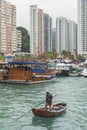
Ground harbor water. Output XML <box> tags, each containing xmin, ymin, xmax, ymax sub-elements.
<box><xmin>0</xmin><ymin>77</ymin><xmax>87</xmax><ymax>130</ymax></box>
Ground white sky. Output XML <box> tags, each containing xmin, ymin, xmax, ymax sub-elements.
<box><xmin>7</xmin><ymin>0</ymin><xmax>77</xmax><ymax>30</ymax></box>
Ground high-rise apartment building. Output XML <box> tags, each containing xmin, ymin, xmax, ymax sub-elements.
<box><xmin>44</xmin><ymin>14</ymin><xmax>52</xmax><ymax>52</ymax></box>
<box><xmin>68</xmin><ymin>20</ymin><xmax>77</xmax><ymax>54</ymax></box>
<box><xmin>0</xmin><ymin>0</ymin><xmax>17</xmax><ymax>54</ymax></box>
<box><xmin>30</xmin><ymin>5</ymin><xmax>38</xmax><ymax>55</ymax></box>
<box><xmin>30</xmin><ymin>5</ymin><xmax>52</xmax><ymax>55</ymax></box>
<box><xmin>56</xmin><ymin>17</ymin><xmax>77</xmax><ymax>55</ymax></box>
<box><xmin>56</xmin><ymin>17</ymin><xmax>69</xmax><ymax>54</ymax></box>
<box><xmin>38</xmin><ymin>9</ymin><xmax>44</xmax><ymax>55</ymax></box>
<box><xmin>77</xmin><ymin>0</ymin><xmax>87</xmax><ymax>55</ymax></box>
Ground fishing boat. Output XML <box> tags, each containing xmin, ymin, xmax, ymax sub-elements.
<box><xmin>56</xmin><ymin>63</ymin><xmax>74</xmax><ymax>76</ymax></box>
<box><xmin>68</xmin><ymin>70</ymin><xmax>80</xmax><ymax>76</ymax></box>
<box><xmin>32</xmin><ymin>102</ymin><xmax>67</xmax><ymax>117</ymax></box>
<box><xmin>0</xmin><ymin>61</ymin><xmax>56</xmax><ymax>84</ymax></box>
<box><xmin>68</xmin><ymin>66</ymin><xmax>82</xmax><ymax>77</ymax></box>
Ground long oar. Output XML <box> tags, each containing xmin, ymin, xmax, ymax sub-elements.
<box><xmin>8</xmin><ymin>101</ymin><xmax>45</xmax><ymax>126</ymax></box>
<box><xmin>15</xmin><ymin>100</ymin><xmax>45</xmax><ymax>121</ymax></box>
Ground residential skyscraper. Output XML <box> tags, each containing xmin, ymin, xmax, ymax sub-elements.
<box><xmin>30</xmin><ymin>5</ymin><xmax>52</xmax><ymax>55</ymax></box>
<box><xmin>56</xmin><ymin>17</ymin><xmax>77</xmax><ymax>56</ymax></box>
<box><xmin>77</xmin><ymin>0</ymin><xmax>87</xmax><ymax>55</ymax></box>
<box><xmin>68</xmin><ymin>20</ymin><xmax>77</xmax><ymax>54</ymax></box>
<box><xmin>0</xmin><ymin>0</ymin><xmax>17</xmax><ymax>54</ymax></box>
<box><xmin>44</xmin><ymin>14</ymin><xmax>52</xmax><ymax>52</ymax></box>
<box><xmin>38</xmin><ymin>9</ymin><xmax>44</xmax><ymax>55</ymax></box>
<box><xmin>30</xmin><ymin>5</ymin><xmax>39</xmax><ymax>55</ymax></box>
<box><xmin>56</xmin><ymin>17</ymin><xmax>69</xmax><ymax>54</ymax></box>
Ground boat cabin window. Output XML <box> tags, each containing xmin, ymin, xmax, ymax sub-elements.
<box><xmin>8</xmin><ymin>62</ymin><xmax>47</xmax><ymax>71</ymax></box>
<box><xmin>0</xmin><ymin>63</ymin><xmax>8</xmax><ymax>70</ymax></box>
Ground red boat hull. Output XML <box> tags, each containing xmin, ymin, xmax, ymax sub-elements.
<box><xmin>32</xmin><ymin>102</ymin><xmax>67</xmax><ymax>117</ymax></box>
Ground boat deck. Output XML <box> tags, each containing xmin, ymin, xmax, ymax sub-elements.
<box><xmin>0</xmin><ymin>78</ymin><xmax>55</xmax><ymax>85</ymax></box>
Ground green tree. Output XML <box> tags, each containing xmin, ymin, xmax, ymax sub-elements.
<box><xmin>0</xmin><ymin>55</ymin><xmax>5</xmax><ymax>61</ymax></box>
<box><xmin>46</xmin><ymin>51</ymin><xmax>55</xmax><ymax>59</ymax></box>
<box><xmin>16</xmin><ymin>27</ymin><xmax>30</xmax><ymax>52</ymax></box>
<box><xmin>77</xmin><ymin>54</ymin><xmax>85</xmax><ymax>61</ymax></box>
<box><xmin>61</xmin><ymin>50</ymin><xmax>74</xmax><ymax>59</ymax></box>
<box><xmin>61</xmin><ymin>50</ymin><xmax>67</xmax><ymax>58</ymax></box>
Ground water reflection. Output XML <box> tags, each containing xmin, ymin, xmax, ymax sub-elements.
<box><xmin>32</xmin><ymin>116</ymin><xmax>55</xmax><ymax>130</ymax></box>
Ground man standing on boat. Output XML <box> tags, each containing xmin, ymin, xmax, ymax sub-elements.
<box><xmin>45</xmin><ymin>91</ymin><xmax>53</xmax><ymax>110</ymax></box>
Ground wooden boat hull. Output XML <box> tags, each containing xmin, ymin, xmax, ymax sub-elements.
<box><xmin>0</xmin><ymin>78</ymin><xmax>55</xmax><ymax>85</ymax></box>
<box><xmin>0</xmin><ymin>61</ymin><xmax>56</xmax><ymax>84</ymax></box>
<box><xmin>32</xmin><ymin>102</ymin><xmax>67</xmax><ymax>117</ymax></box>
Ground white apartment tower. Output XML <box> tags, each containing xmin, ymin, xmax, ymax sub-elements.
<box><xmin>30</xmin><ymin>5</ymin><xmax>45</xmax><ymax>55</ymax></box>
<box><xmin>56</xmin><ymin>17</ymin><xmax>69</xmax><ymax>54</ymax></box>
<box><xmin>68</xmin><ymin>20</ymin><xmax>77</xmax><ymax>54</ymax></box>
<box><xmin>30</xmin><ymin>5</ymin><xmax>52</xmax><ymax>55</ymax></box>
<box><xmin>0</xmin><ymin>0</ymin><xmax>17</xmax><ymax>54</ymax></box>
<box><xmin>30</xmin><ymin>5</ymin><xmax>38</xmax><ymax>55</ymax></box>
<box><xmin>77</xmin><ymin>0</ymin><xmax>87</xmax><ymax>55</ymax></box>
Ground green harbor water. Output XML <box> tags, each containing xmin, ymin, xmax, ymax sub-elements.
<box><xmin>0</xmin><ymin>77</ymin><xmax>87</xmax><ymax>130</ymax></box>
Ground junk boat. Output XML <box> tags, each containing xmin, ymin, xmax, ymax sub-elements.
<box><xmin>0</xmin><ymin>61</ymin><xmax>56</xmax><ymax>84</ymax></box>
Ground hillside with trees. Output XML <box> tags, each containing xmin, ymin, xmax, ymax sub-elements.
<box><xmin>16</xmin><ymin>27</ymin><xmax>30</xmax><ymax>52</ymax></box>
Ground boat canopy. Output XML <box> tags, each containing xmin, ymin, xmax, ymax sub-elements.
<box><xmin>8</xmin><ymin>61</ymin><xmax>46</xmax><ymax>65</ymax></box>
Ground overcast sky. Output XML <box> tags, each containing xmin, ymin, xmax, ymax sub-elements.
<box><xmin>8</xmin><ymin>0</ymin><xmax>77</xmax><ymax>30</ymax></box>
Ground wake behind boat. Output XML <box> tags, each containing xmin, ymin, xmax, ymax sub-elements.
<box><xmin>32</xmin><ymin>102</ymin><xmax>67</xmax><ymax>117</ymax></box>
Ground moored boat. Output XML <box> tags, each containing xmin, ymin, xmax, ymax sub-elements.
<box><xmin>32</xmin><ymin>102</ymin><xmax>67</xmax><ymax>117</ymax></box>
<box><xmin>68</xmin><ymin>69</ymin><xmax>80</xmax><ymax>76</ymax></box>
<box><xmin>0</xmin><ymin>61</ymin><xmax>56</xmax><ymax>84</ymax></box>
<box><xmin>55</xmin><ymin>63</ymin><xmax>74</xmax><ymax>76</ymax></box>
<box><xmin>69</xmin><ymin>72</ymin><xmax>80</xmax><ymax>76</ymax></box>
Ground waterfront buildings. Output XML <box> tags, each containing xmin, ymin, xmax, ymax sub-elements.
<box><xmin>56</xmin><ymin>17</ymin><xmax>69</xmax><ymax>54</ymax></box>
<box><xmin>56</xmin><ymin>17</ymin><xmax>77</xmax><ymax>55</ymax></box>
<box><xmin>0</xmin><ymin>1</ymin><xmax>79</xmax><ymax>57</ymax></box>
<box><xmin>30</xmin><ymin>5</ymin><xmax>39</xmax><ymax>55</ymax></box>
<box><xmin>0</xmin><ymin>0</ymin><xmax>22</xmax><ymax>55</ymax></box>
<box><xmin>0</xmin><ymin>0</ymin><xmax>17</xmax><ymax>54</ymax></box>
<box><xmin>77</xmin><ymin>0</ymin><xmax>87</xmax><ymax>55</ymax></box>
<box><xmin>30</xmin><ymin>5</ymin><xmax>52</xmax><ymax>55</ymax></box>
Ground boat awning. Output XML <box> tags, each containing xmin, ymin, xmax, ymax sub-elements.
<box><xmin>8</xmin><ymin>61</ymin><xmax>46</xmax><ymax>65</ymax></box>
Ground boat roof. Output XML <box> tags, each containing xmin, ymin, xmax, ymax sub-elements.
<box><xmin>0</xmin><ymin>62</ymin><xmax>8</xmax><ymax>65</ymax></box>
<box><xmin>8</xmin><ymin>61</ymin><xmax>46</xmax><ymax>65</ymax></box>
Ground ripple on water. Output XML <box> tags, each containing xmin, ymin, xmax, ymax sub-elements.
<box><xmin>0</xmin><ymin>77</ymin><xmax>87</xmax><ymax>130</ymax></box>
